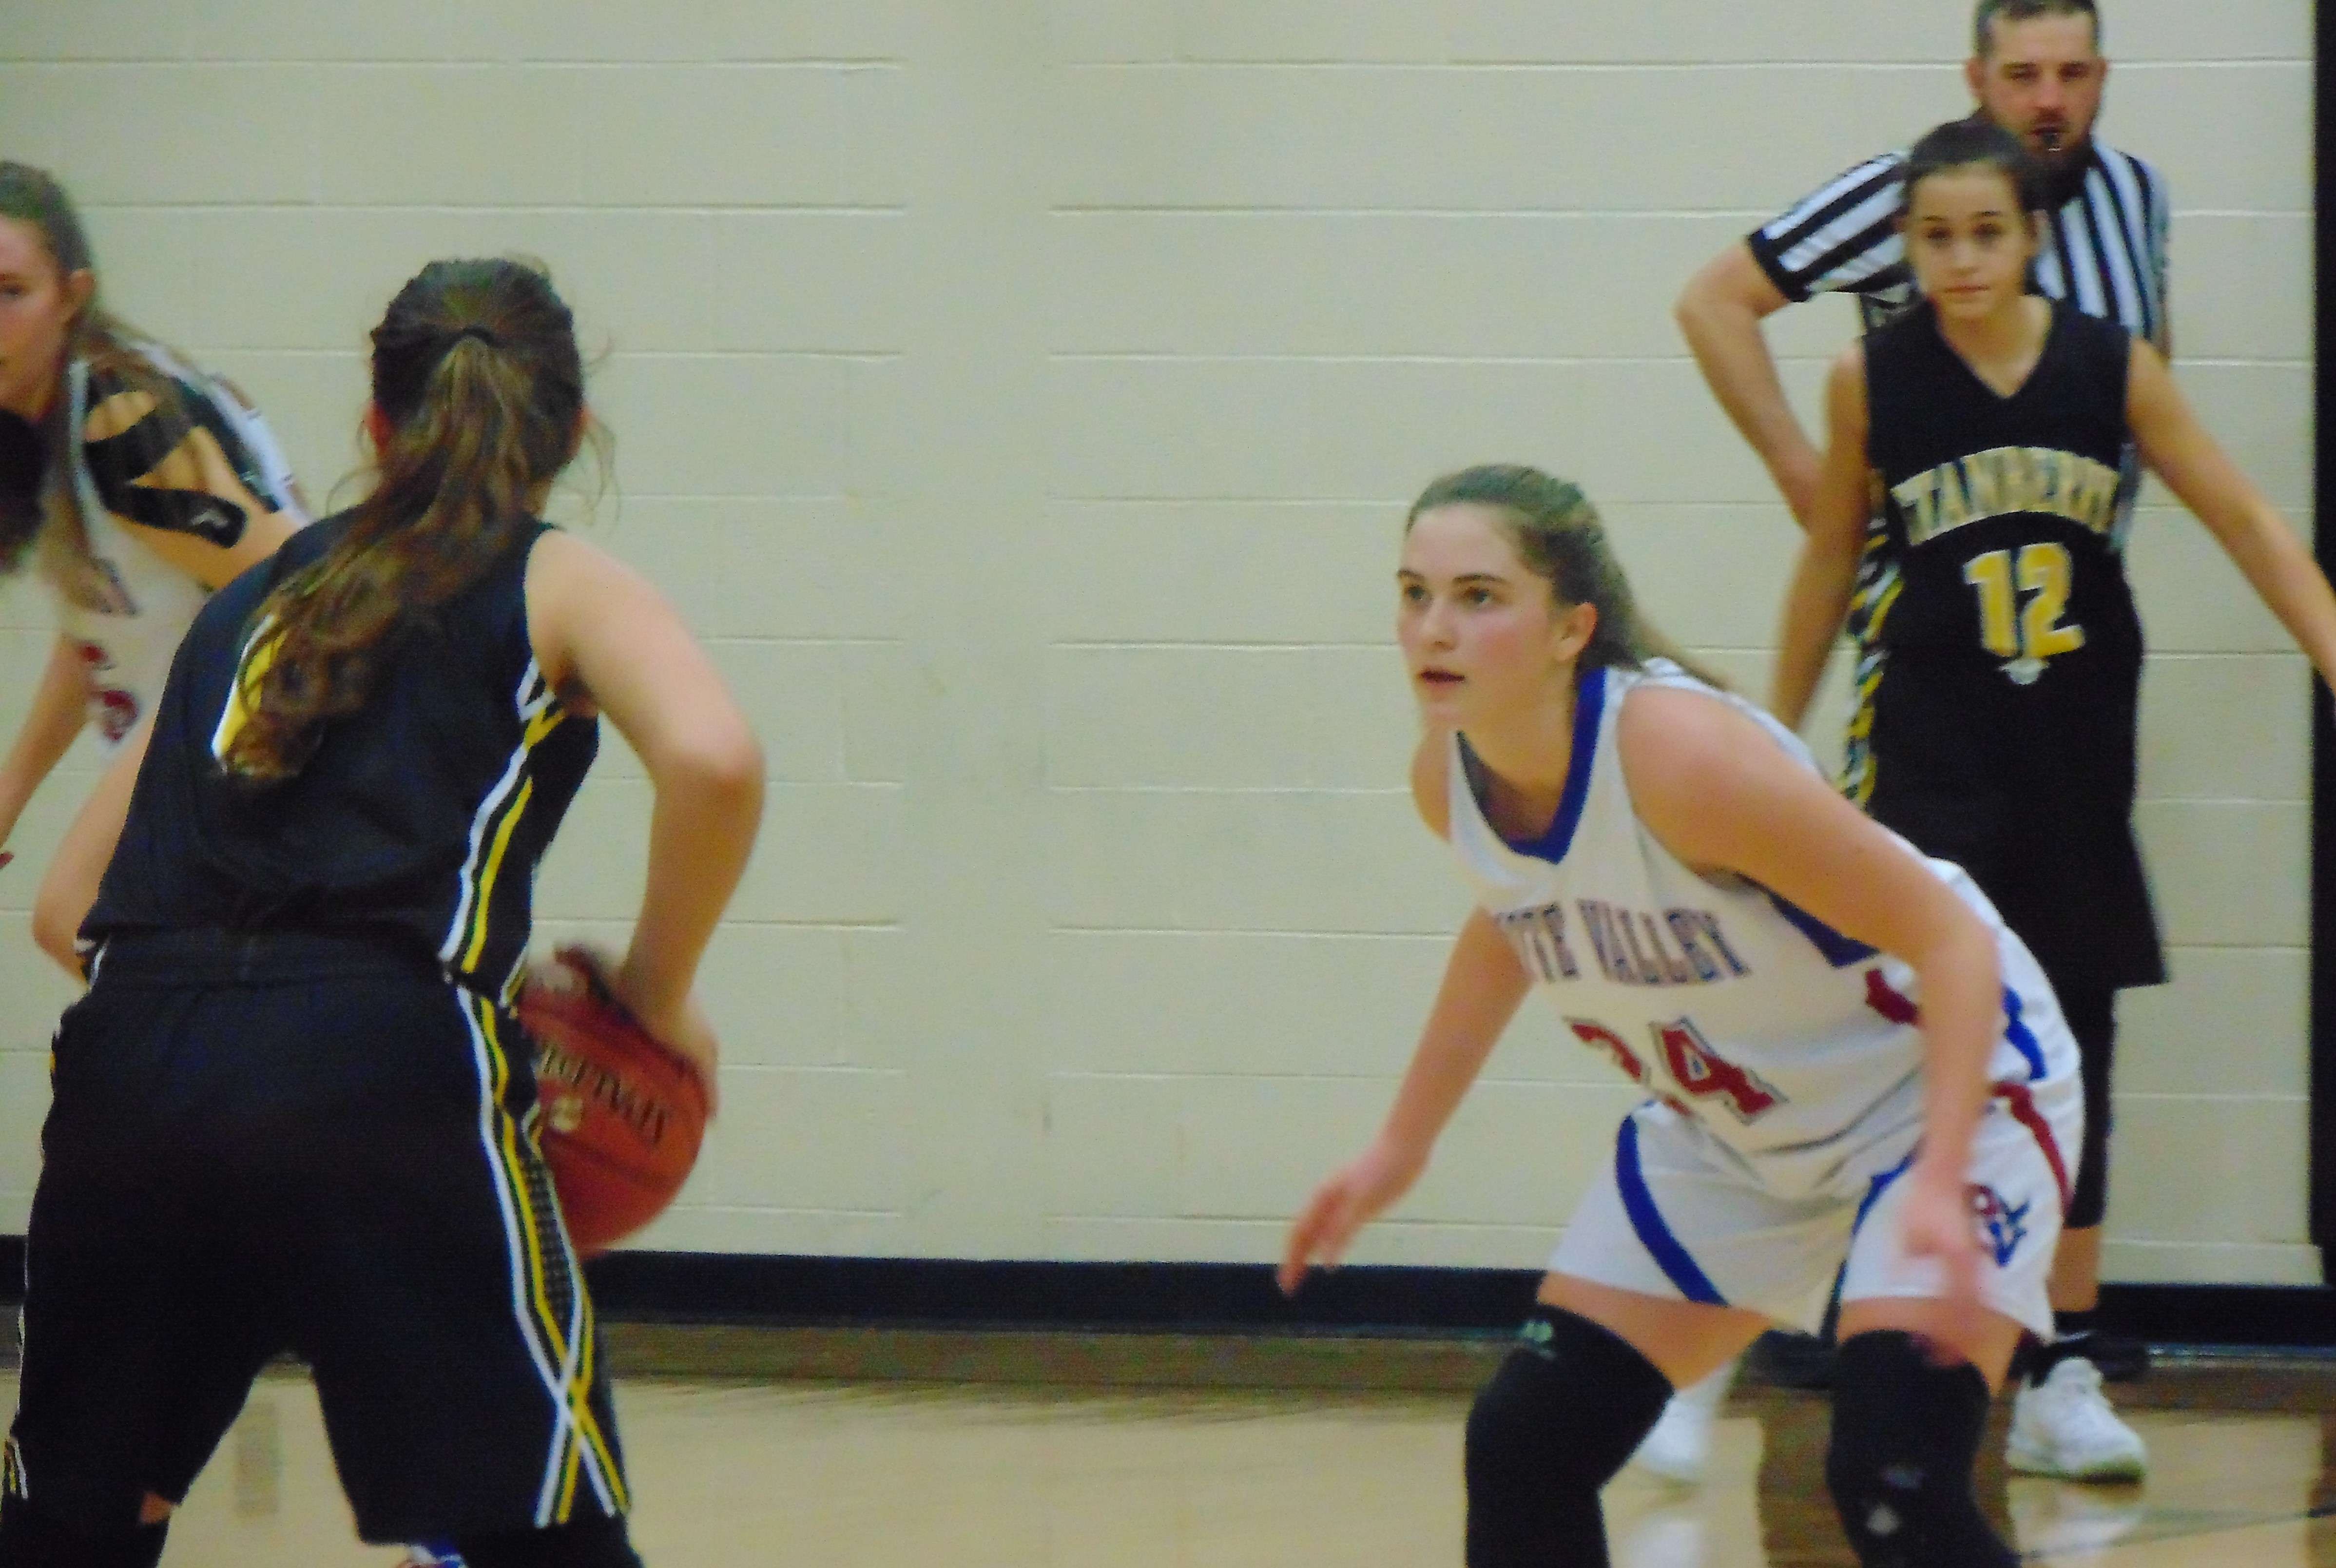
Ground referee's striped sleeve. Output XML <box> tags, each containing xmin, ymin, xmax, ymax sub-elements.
<box><xmin>2142</xmin><ymin>160</ymin><xmax>2170</xmax><ymax>302</ymax></box>
<box><xmin>1745</xmin><ymin>152</ymin><xmax>1909</xmax><ymax>303</ymax></box>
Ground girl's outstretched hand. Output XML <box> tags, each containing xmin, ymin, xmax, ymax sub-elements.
<box><xmin>1278</xmin><ymin>1138</ymin><xmax>1427</xmax><ymax>1296</ymax></box>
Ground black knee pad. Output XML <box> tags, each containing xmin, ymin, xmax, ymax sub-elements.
<box><xmin>1826</xmin><ymin>1332</ymin><xmax>2015</xmax><ymax>1568</ymax></box>
<box><xmin>0</xmin><ymin>1490</ymin><xmax>167</xmax><ymax>1568</ymax></box>
<box><xmin>1464</xmin><ymin>1307</ymin><xmax>1673</xmax><ymax>1568</ymax></box>
<box><xmin>454</xmin><ymin>1513</ymin><xmax>643</xmax><ymax>1568</ymax></box>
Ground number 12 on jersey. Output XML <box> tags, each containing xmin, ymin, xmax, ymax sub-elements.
<box><xmin>1963</xmin><ymin>542</ymin><xmax>2084</xmax><ymax>685</ymax></box>
<box><xmin>1567</xmin><ymin>1016</ymin><xmax>1785</xmax><ymax>1125</ymax></box>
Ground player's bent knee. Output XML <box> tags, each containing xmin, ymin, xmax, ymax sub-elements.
<box><xmin>453</xmin><ymin>1512</ymin><xmax>643</xmax><ymax>1568</ymax></box>
<box><xmin>1826</xmin><ymin>1332</ymin><xmax>2014</xmax><ymax>1568</ymax></box>
<box><xmin>1466</xmin><ymin>1308</ymin><xmax>1670</xmax><ymax>1492</ymax></box>
<box><xmin>0</xmin><ymin>1489</ymin><xmax>168</xmax><ymax>1568</ymax></box>
<box><xmin>1464</xmin><ymin>1307</ymin><xmax>1671</xmax><ymax>1567</ymax></box>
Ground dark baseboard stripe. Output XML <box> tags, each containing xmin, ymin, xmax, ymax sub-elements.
<box><xmin>3</xmin><ymin>1239</ymin><xmax>2327</xmax><ymax>1347</ymax></box>
<box><xmin>583</xmin><ymin>1252</ymin><xmax>1543</xmax><ymax>1333</ymax></box>
<box><xmin>581</xmin><ymin>1252</ymin><xmax>2336</xmax><ymax>1348</ymax></box>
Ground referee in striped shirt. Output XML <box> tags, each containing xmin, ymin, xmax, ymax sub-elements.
<box><xmin>1676</xmin><ymin>0</ymin><xmax>2167</xmax><ymax>532</ymax></box>
<box><xmin>1652</xmin><ymin>0</ymin><xmax>2165</xmax><ymax>1490</ymax></box>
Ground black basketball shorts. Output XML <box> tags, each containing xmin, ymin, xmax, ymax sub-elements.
<box><xmin>4</xmin><ymin>930</ymin><xmax>627</xmax><ymax>1546</ymax></box>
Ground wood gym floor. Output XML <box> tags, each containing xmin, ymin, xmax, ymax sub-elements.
<box><xmin>5</xmin><ymin>1328</ymin><xmax>2331</xmax><ymax>1566</ymax></box>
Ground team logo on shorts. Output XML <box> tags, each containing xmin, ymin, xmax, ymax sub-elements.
<box><xmin>1968</xmin><ymin>1183</ymin><xmax>2032</xmax><ymax>1267</ymax></box>
<box><xmin>1516</xmin><ymin>1318</ymin><xmax>1560</xmax><ymax>1361</ymax></box>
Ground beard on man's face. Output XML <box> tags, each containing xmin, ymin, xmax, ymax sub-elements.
<box><xmin>2027</xmin><ymin>119</ymin><xmax>2082</xmax><ymax>164</ymax></box>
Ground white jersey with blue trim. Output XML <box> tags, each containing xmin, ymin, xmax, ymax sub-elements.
<box><xmin>1446</xmin><ymin>659</ymin><xmax>2075</xmax><ymax>1200</ymax></box>
<box><xmin>54</xmin><ymin>348</ymin><xmax>308</xmax><ymax>751</ymax></box>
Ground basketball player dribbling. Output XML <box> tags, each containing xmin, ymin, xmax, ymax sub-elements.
<box><xmin>1774</xmin><ymin>120</ymin><xmax>2336</xmax><ymax>1480</ymax></box>
<box><xmin>0</xmin><ymin>258</ymin><xmax>763</xmax><ymax>1568</ymax></box>
<box><xmin>0</xmin><ymin>163</ymin><xmax>308</xmax><ymax>877</ymax></box>
<box><xmin>1282</xmin><ymin>465</ymin><xmax>2083</xmax><ymax>1568</ymax></box>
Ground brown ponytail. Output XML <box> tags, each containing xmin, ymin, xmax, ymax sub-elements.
<box><xmin>221</xmin><ymin>257</ymin><xmax>587</xmax><ymax>782</ymax></box>
<box><xmin>1405</xmin><ymin>465</ymin><xmax>1729</xmax><ymax>689</ymax></box>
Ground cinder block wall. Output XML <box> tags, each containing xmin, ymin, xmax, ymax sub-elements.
<box><xmin>0</xmin><ymin>0</ymin><xmax>2312</xmax><ymax>1284</ymax></box>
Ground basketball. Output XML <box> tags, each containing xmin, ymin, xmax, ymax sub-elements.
<box><xmin>517</xmin><ymin>948</ymin><xmax>711</xmax><ymax>1257</ymax></box>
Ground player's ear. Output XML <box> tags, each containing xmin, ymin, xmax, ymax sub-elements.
<box><xmin>1963</xmin><ymin>53</ymin><xmax>1986</xmax><ymax>100</ymax></box>
<box><xmin>1552</xmin><ymin>599</ymin><xmax>1598</xmax><ymax>665</ymax></box>
<box><xmin>62</xmin><ymin>268</ymin><xmax>94</xmax><ymax>320</ymax></box>
<box><xmin>362</xmin><ymin>402</ymin><xmax>393</xmax><ymax>458</ymax></box>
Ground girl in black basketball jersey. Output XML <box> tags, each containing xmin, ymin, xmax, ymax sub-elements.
<box><xmin>1776</xmin><ymin>118</ymin><xmax>2336</xmax><ymax>1482</ymax></box>
<box><xmin>0</xmin><ymin>259</ymin><xmax>763</xmax><ymax>1568</ymax></box>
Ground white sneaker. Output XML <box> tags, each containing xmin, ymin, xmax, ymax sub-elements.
<box><xmin>1629</xmin><ymin>1358</ymin><xmax>1737</xmax><ymax>1485</ymax></box>
<box><xmin>2007</xmin><ymin>1357</ymin><xmax>2148</xmax><ymax>1482</ymax></box>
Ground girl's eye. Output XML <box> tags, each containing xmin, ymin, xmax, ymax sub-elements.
<box><xmin>1463</xmin><ymin>587</ymin><xmax>1493</xmax><ymax>606</ymax></box>
<box><xmin>1400</xmin><ymin>583</ymin><xmax>1427</xmax><ymax>604</ymax></box>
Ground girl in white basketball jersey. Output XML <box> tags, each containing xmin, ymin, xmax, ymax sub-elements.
<box><xmin>1282</xmin><ymin>466</ymin><xmax>2079</xmax><ymax>1568</ymax></box>
<box><xmin>0</xmin><ymin>163</ymin><xmax>307</xmax><ymax>871</ymax></box>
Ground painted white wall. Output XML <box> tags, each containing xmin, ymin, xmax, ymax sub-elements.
<box><xmin>0</xmin><ymin>0</ymin><xmax>2313</xmax><ymax>1284</ymax></box>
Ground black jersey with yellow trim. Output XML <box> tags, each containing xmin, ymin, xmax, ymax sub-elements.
<box><xmin>1848</xmin><ymin>298</ymin><xmax>2161</xmax><ymax>991</ymax></box>
<box><xmin>83</xmin><ymin>512</ymin><xmax>599</xmax><ymax>1001</ymax></box>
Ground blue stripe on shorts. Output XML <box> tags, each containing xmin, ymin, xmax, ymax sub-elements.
<box><xmin>1615</xmin><ymin>1115</ymin><xmax>1727</xmax><ymax>1307</ymax></box>
<box><xmin>2002</xmin><ymin>986</ymin><xmax>2046</xmax><ymax>1082</ymax></box>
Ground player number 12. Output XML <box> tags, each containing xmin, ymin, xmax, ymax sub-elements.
<box><xmin>1963</xmin><ymin>542</ymin><xmax>2084</xmax><ymax>684</ymax></box>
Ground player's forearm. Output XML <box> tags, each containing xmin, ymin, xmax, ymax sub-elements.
<box><xmin>1903</xmin><ymin>915</ymin><xmax>2002</xmax><ymax>1187</ymax></box>
<box><xmin>2220</xmin><ymin>503</ymin><xmax>2336</xmax><ymax>691</ymax></box>
<box><xmin>32</xmin><ymin>712</ymin><xmax>149</xmax><ymax>977</ymax></box>
<box><xmin>1771</xmin><ymin>536</ymin><xmax>1859</xmax><ymax>730</ymax></box>
<box><xmin>1377</xmin><ymin>909</ymin><xmax>1531</xmax><ymax>1159</ymax></box>
<box><xmin>621</xmin><ymin>736</ymin><xmax>765</xmax><ymax>1028</ymax></box>
<box><xmin>0</xmin><ymin>635</ymin><xmax>93</xmax><ymax>841</ymax></box>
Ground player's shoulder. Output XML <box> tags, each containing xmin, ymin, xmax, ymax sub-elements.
<box><xmin>177</xmin><ymin>511</ymin><xmax>336</xmax><ymax>657</ymax></box>
<box><xmin>1615</xmin><ymin>678</ymin><xmax>1751</xmax><ymax>774</ymax></box>
<box><xmin>278</xmin><ymin>508</ymin><xmax>354</xmax><ymax>568</ymax></box>
<box><xmin>80</xmin><ymin>349</ymin><xmax>176</xmax><ymax>445</ymax></box>
<box><xmin>523</xmin><ymin>524</ymin><xmax>666</xmax><ymax>661</ymax></box>
<box><xmin>204</xmin><ymin>508</ymin><xmax>348</xmax><ymax>612</ymax></box>
<box><xmin>525</xmin><ymin>523</ymin><xmax>625</xmax><ymax>596</ymax></box>
<box><xmin>80</xmin><ymin>340</ymin><xmax>225</xmax><ymax>421</ymax></box>
<box><xmin>1617</xmin><ymin>672</ymin><xmax>1814</xmax><ymax>800</ymax></box>
<box><xmin>1854</xmin><ymin>300</ymin><xmax>1941</xmax><ymax>388</ymax></box>
<box><xmin>1862</xmin><ymin>296</ymin><xmax>1932</xmax><ymax>352</ymax></box>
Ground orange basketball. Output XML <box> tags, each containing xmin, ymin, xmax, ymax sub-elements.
<box><xmin>517</xmin><ymin>949</ymin><xmax>710</xmax><ymax>1257</ymax></box>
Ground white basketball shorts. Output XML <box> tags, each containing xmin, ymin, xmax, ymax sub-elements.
<box><xmin>1548</xmin><ymin>1079</ymin><xmax>2083</xmax><ymax>1339</ymax></box>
